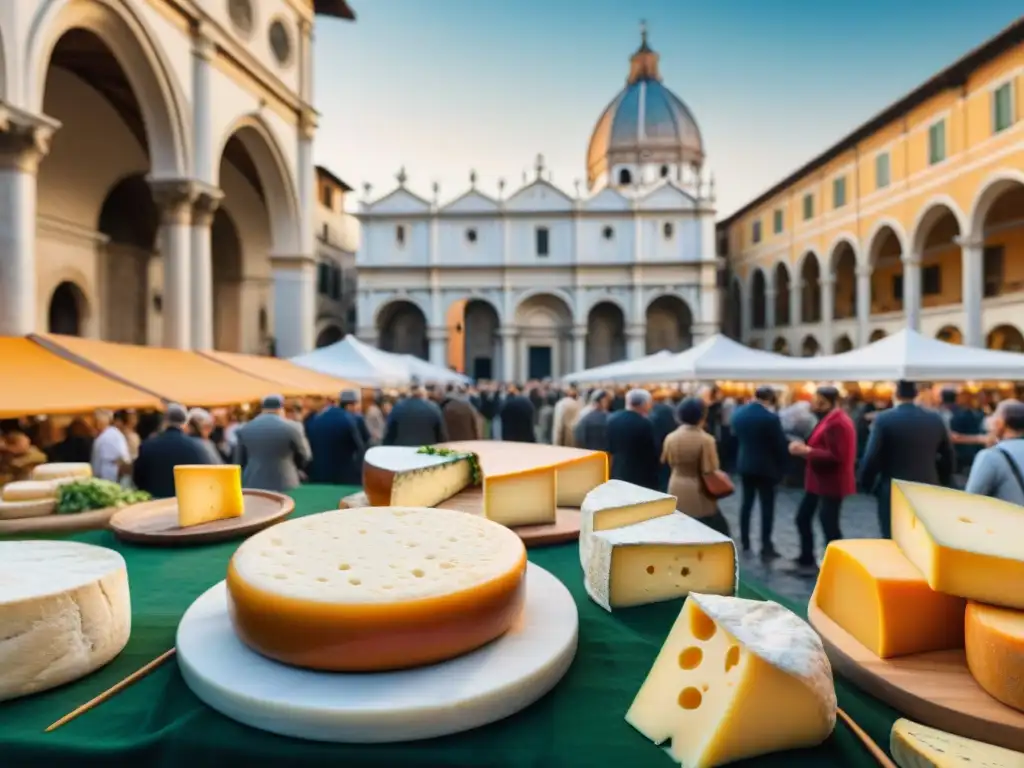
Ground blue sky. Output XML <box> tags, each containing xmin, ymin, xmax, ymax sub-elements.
<box><xmin>312</xmin><ymin>1</ymin><xmax>1022</xmax><ymax>218</ymax></box>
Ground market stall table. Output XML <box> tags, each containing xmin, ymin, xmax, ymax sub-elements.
<box><xmin>0</xmin><ymin>486</ymin><xmax>898</xmax><ymax>767</ymax></box>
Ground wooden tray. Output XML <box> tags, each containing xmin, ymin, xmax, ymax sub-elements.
<box><xmin>808</xmin><ymin>601</ymin><xmax>1024</xmax><ymax>752</ymax></box>
<box><xmin>339</xmin><ymin>487</ymin><xmax>580</xmax><ymax>548</ymax></box>
<box><xmin>0</xmin><ymin>505</ymin><xmax>120</xmax><ymax>536</ymax></box>
<box><xmin>109</xmin><ymin>490</ymin><xmax>295</xmax><ymax>546</ymax></box>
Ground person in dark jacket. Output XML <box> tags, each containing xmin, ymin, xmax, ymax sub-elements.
<box><xmin>383</xmin><ymin>385</ymin><xmax>449</xmax><ymax>446</ymax></box>
<box><xmin>307</xmin><ymin>390</ymin><xmax>366</xmax><ymax>485</ymax></box>
<box><xmin>132</xmin><ymin>404</ymin><xmax>213</xmax><ymax>498</ymax></box>
<box><xmin>649</xmin><ymin>389</ymin><xmax>680</xmax><ymax>492</ymax></box>
<box><xmin>605</xmin><ymin>389</ymin><xmax>660</xmax><ymax>490</ymax></box>
<box><xmin>574</xmin><ymin>389</ymin><xmax>611</xmax><ymax>451</ymax></box>
<box><xmin>497</xmin><ymin>389</ymin><xmax>536</xmax><ymax>443</ymax></box>
<box><xmin>859</xmin><ymin>380</ymin><xmax>954</xmax><ymax>537</ymax></box>
<box><xmin>441</xmin><ymin>385</ymin><xmax>482</xmax><ymax>441</ymax></box>
<box><xmin>729</xmin><ymin>386</ymin><xmax>789</xmax><ymax>558</ymax></box>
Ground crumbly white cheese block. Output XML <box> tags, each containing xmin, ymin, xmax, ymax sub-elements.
<box><xmin>583</xmin><ymin>513</ymin><xmax>737</xmax><ymax>611</ymax></box>
<box><xmin>579</xmin><ymin>480</ymin><xmax>677</xmax><ymax>566</ymax></box>
<box><xmin>2</xmin><ymin>479</ymin><xmax>58</xmax><ymax>502</ymax></box>
<box><xmin>0</xmin><ymin>498</ymin><xmax>56</xmax><ymax>519</ymax></box>
<box><xmin>363</xmin><ymin>446</ymin><xmax>474</xmax><ymax>508</ymax></box>
<box><xmin>31</xmin><ymin>462</ymin><xmax>92</xmax><ymax>481</ymax></box>
<box><xmin>627</xmin><ymin>593</ymin><xmax>836</xmax><ymax>767</ymax></box>
<box><xmin>0</xmin><ymin>541</ymin><xmax>131</xmax><ymax>702</ymax></box>
<box><xmin>890</xmin><ymin>718</ymin><xmax>1024</xmax><ymax>768</ymax></box>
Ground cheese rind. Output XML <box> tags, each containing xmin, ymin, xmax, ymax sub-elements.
<box><xmin>0</xmin><ymin>498</ymin><xmax>56</xmax><ymax>519</ymax></box>
<box><xmin>0</xmin><ymin>541</ymin><xmax>131</xmax><ymax>702</ymax></box>
<box><xmin>579</xmin><ymin>480</ymin><xmax>678</xmax><ymax>565</ymax></box>
<box><xmin>626</xmin><ymin>593</ymin><xmax>836</xmax><ymax>767</ymax></box>
<box><xmin>363</xmin><ymin>446</ymin><xmax>474</xmax><ymax>507</ymax></box>
<box><xmin>965</xmin><ymin>601</ymin><xmax>1024</xmax><ymax>714</ymax></box>
<box><xmin>583</xmin><ymin>512</ymin><xmax>736</xmax><ymax>611</ymax></box>
<box><xmin>812</xmin><ymin>539</ymin><xmax>966</xmax><ymax>658</ymax></box>
<box><xmin>892</xmin><ymin>480</ymin><xmax>1024</xmax><ymax>609</ymax></box>
<box><xmin>31</xmin><ymin>462</ymin><xmax>92</xmax><ymax>481</ymax></box>
<box><xmin>2</xmin><ymin>479</ymin><xmax>58</xmax><ymax>501</ymax></box>
<box><xmin>226</xmin><ymin>506</ymin><xmax>528</xmax><ymax>672</ymax></box>
<box><xmin>890</xmin><ymin>718</ymin><xmax>1024</xmax><ymax>768</ymax></box>
<box><xmin>174</xmin><ymin>464</ymin><xmax>245</xmax><ymax>528</ymax></box>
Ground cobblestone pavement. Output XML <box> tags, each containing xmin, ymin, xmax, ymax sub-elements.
<box><xmin>718</xmin><ymin>481</ymin><xmax>883</xmax><ymax>607</ymax></box>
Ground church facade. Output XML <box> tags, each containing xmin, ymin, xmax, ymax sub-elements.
<box><xmin>356</xmin><ymin>30</ymin><xmax>720</xmax><ymax>381</ymax></box>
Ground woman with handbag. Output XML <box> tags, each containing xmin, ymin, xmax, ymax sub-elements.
<box><xmin>661</xmin><ymin>397</ymin><xmax>734</xmax><ymax>537</ymax></box>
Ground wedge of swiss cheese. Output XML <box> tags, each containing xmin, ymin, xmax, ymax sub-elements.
<box><xmin>362</xmin><ymin>446</ymin><xmax>475</xmax><ymax>507</ymax></box>
<box><xmin>583</xmin><ymin>512</ymin><xmax>736</xmax><ymax>611</ymax></box>
<box><xmin>812</xmin><ymin>539</ymin><xmax>965</xmax><ymax>658</ymax></box>
<box><xmin>626</xmin><ymin>593</ymin><xmax>836</xmax><ymax>767</ymax></box>
<box><xmin>440</xmin><ymin>440</ymin><xmax>608</xmax><ymax>526</ymax></box>
<box><xmin>891</xmin><ymin>480</ymin><xmax>1024</xmax><ymax>609</ymax></box>
<box><xmin>965</xmin><ymin>601</ymin><xmax>1024</xmax><ymax>714</ymax></box>
<box><xmin>31</xmin><ymin>462</ymin><xmax>92</xmax><ymax>481</ymax></box>
<box><xmin>174</xmin><ymin>464</ymin><xmax>244</xmax><ymax>528</ymax></box>
<box><xmin>0</xmin><ymin>540</ymin><xmax>131</xmax><ymax>702</ymax></box>
<box><xmin>579</xmin><ymin>479</ymin><xmax>677</xmax><ymax>565</ymax></box>
<box><xmin>890</xmin><ymin>718</ymin><xmax>1024</xmax><ymax>768</ymax></box>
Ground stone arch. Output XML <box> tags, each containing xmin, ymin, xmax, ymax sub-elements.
<box><xmin>373</xmin><ymin>295</ymin><xmax>431</xmax><ymax>329</ymax></box>
<box><xmin>211</xmin><ymin>208</ymin><xmax>249</xmax><ymax>352</ymax></box>
<box><xmin>826</xmin><ymin>234</ymin><xmax>860</xmax><ymax>273</ymax></box>
<box><xmin>910</xmin><ymin>196</ymin><xmax>967</xmax><ymax>255</ymax></box>
<box><xmin>773</xmin><ymin>262</ymin><xmax>791</xmax><ymax>326</ymax></box>
<box><xmin>27</xmin><ymin>0</ymin><xmax>190</xmax><ymax>176</ymax></box>
<box><xmin>869</xmin><ymin>329</ymin><xmax>886</xmax><ymax>343</ymax></box>
<box><xmin>47</xmin><ymin>280</ymin><xmax>89</xmax><ymax>336</ymax></box>
<box><xmin>515</xmin><ymin>287</ymin><xmax>578</xmax><ymax>323</ymax></box>
<box><xmin>969</xmin><ymin>170</ymin><xmax>1024</xmax><ymax>237</ymax></box>
<box><xmin>585</xmin><ymin>292</ymin><xmax>629</xmax><ymax>323</ymax></box>
<box><xmin>215</xmin><ymin>114</ymin><xmax>302</xmax><ymax>256</ymax></box>
<box><xmin>772</xmin><ymin>336</ymin><xmax>790</xmax><ymax>354</ymax></box>
<box><xmin>315</xmin><ymin>322</ymin><xmax>344</xmax><ymax>348</ymax></box>
<box><xmin>515</xmin><ymin>292</ymin><xmax>574</xmax><ymax>380</ymax></box>
<box><xmin>865</xmin><ymin>222</ymin><xmax>905</xmax><ymax>314</ymax></box>
<box><xmin>986</xmin><ymin>324</ymin><xmax>1024</xmax><ymax>352</ymax></box>
<box><xmin>586</xmin><ymin>301</ymin><xmax>625</xmax><ymax>368</ymax></box>
<box><xmin>645</xmin><ymin>295</ymin><xmax>693</xmax><ymax>354</ymax></box>
<box><xmin>463</xmin><ymin>298</ymin><xmax>500</xmax><ymax>380</ymax></box>
<box><xmin>797</xmin><ymin>250</ymin><xmax>822</xmax><ymax>324</ymax></box>
<box><xmin>378</xmin><ymin>299</ymin><xmax>429</xmax><ymax>360</ymax></box>
<box><xmin>833</xmin><ymin>334</ymin><xmax>854</xmax><ymax>353</ymax></box>
<box><xmin>830</xmin><ymin>239</ymin><xmax>858</xmax><ymax>321</ymax></box>
<box><xmin>801</xmin><ymin>335</ymin><xmax>820</xmax><ymax>357</ymax></box>
<box><xmin>726</xmin><ymin>276</ymin><xmax>743</xmax><ymax>339</ymax></box>
<box><xmin>749</xmin><ymin>268</ymin><xmax>767</xmax><ymax>330</ymax></box>
<box><xmin>865</xmin><ymin>219</ymin><xmax>907</xmax><ymax>265</ymax></box>
<box><xmin>936</xmin><ymin>325</ymin><xmax>962</xmax><ymax>344</ymax></box>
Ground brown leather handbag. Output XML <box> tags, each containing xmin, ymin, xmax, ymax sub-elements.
<box><xmin>700</xmin><ymin>444</ymin><xmax>735</xmax><ymax>500</ymax></box>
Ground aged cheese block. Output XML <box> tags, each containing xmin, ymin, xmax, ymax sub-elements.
<box><xmin>626</xmin><ymin>593</ymin><xmax>836</xmax><ymax>767</ymax></box>
<box><xmin>0</xmin><ymin>540</ymin><xmax>131</xmax><ymax>702</ymax></box>
<box><xmin>2</xmin><ymin>479</ymin><xmax>58</xmax><ymax>501</ymax></box>
<box><xmin>812</xmin><ymin>539</ymin><xmax>965</xmax><ymax>658</ymax></box>
<box><xmin>0</xmin><ymin>498</ymin><xmax>56</xmax><ymax>519</ymax></box>
<box><xmin>484</xmin><ymin>466</ymin><xmax>558</xmax><ymax>526</ymax></box>
<box><xmin>890</xmin><ymin>718</ymin><xmax>1024</xmax><ymax>768</ymax></box>
<box><xmin>891</xmin><ymin>480</ymin><xmax>1024</xmax><ymax>609</ymax></box>
<box><xmin>579</xmin><ymin>480</ymin><xmax>677</xmax><ymax>565</ymax></box>
<box><xmin>965</xmin><ymin>601</ymin><xmax>1024</xmax><ymax>713</ymax></box>
<box><xmin>583</xmin><ymin>512</ymin><xmax>736</xmax><ymax>611</ymax></box>
<box><xmin>551</xmin><ymin>451</ymin><xmax>609</xmax><ymax>506</ymax></box>
<box><xmin>363</xmin><ymin>446</ymin><xmax>475</xmax><ymax>507</ymax></box>
<box><xmin>174</xmin><ymin>464</ymin><xmax>245</xmax><ymax>528</ymax></box>
<box><xmin>226</xmin><ymin>506</ymin><xmax>528</xmax><ymax>672</ymax></box>
<box><xmin>31</xmin><ymin>462</ymin><xmax>92</xmax><ymax>481</ymax></box>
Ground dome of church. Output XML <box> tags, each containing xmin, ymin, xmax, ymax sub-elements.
<box><xmin>587</xmin><ymin>27</ymin><xmax>704</xmax><ymax>188</ymax></box>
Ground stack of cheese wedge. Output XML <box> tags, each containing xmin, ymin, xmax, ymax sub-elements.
<box><xmin>811</xmin><ymin>480</ymin><xmax>1024</xmax><ymax>720</ymax></box>
<box><xmin>0</xmin><ymin>462</ymin><xmax>91</xmax><ymax>520</ymax></box>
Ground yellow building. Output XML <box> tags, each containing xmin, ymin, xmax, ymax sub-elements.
<box><xmin>718</xmin><ymin>18</ymin><xmax>1024</xmax><ymax>357</ymax></box>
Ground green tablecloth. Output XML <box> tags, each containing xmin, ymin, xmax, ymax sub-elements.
<box><xmin>2</xmin><ymin>485</ymin><xmax>899</xmax><ymax>767</ymax></box>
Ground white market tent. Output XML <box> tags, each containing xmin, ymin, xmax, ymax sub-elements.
<box><xmin>563</xmin><ymin>350</ymin><xmax>674</xmax><ymax>383</ymax></box>
<box><xmin>769</xmin><ymin>328</ymin><xmax>1024</xmax><ymax>382</ymax></box>
<box><xmin>290</xmin><ymin>335</ymin><xmax>470</xmax><ymax>387</ymax></box>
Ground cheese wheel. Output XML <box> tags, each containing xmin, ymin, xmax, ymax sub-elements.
<box><xmin>1</xmin><ymin>479</ymin><xmax>58</xmax><ymax>502</ymax></box>
<box><xmin>0</xmin><ymin>498</ymin><xmax>56</xmax><ymax>519</ymax></box>
<box><xmin>965</xmin><ymin>601</ymin><xmax>1024</xmax><ymax>713</ymax></box>
<box><xmin>226</xmin><ymin>506</ymin><xmax>528</xmax><ymax>672</ymax></box>
<box><xmin>31</xmin><ymin>462</ymin><xmax>92</xmax><ymax>481</ymax></box>
<box><xmin>0</xmin><ymin>541</ymin><xmax>131</xmax><ymax>702</ymax></box>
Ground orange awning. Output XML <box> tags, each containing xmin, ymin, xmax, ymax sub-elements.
<box><xmin>198</xmin><ymin>350</ymin><xmax>356</xmax><ymax>397</ymax></box>
<box><xmin>0</xmin><ymin>337</ymin><xmax>162</xmax><ymax>418</ymax></box>
<box><xmin>33</xmin><ymin>335</ymin><xmax>280</xmax><ymax>408</ymax></box>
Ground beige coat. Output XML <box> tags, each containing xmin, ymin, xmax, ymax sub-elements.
<box><xmin>552</xmin><ymin>397</ymin><xmax>582</xmax><ymax>446</ymax></box>
<box><xmin>661</xmin><ymin>424</ymin><xmax>719</xmax><ymax>519</ymax></box>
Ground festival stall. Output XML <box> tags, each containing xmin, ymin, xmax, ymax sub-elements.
<box><xmin>562</xmin><ymin>350</ymin><xmax>674</xmax><ymax>383</ymax></box>
<box><xmin>291</xmin><ymin>334</ymin><xmax>469</xmax><ymax>387</ymax></box>
<box><xmin>400</xmin><ymin>353</ymin><xmax>472</xmax><ymax>386</ymax></box>
<box><xmin>198</xmin><ymin>349</ymin><xmax>356</xmax><ymax>396</ymax></box>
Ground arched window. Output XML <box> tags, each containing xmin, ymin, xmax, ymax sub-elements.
<box><xmin>618</xmin><ymin>168</ymin><xmax>632</xmax><ymax>185</ymax></box>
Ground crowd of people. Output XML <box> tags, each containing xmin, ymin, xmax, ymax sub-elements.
<box><xmin>2</xmin><ymin>377</ymin><xmax>1022</xmax><ymax>572</ymax></box>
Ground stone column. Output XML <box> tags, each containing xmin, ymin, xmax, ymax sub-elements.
<box><xmin>189</xmin><ymin>185</ymin><xmax>222</xmax><ymax>349</ymax></box>
<box><xmin>297</xmin><ymin>113</ymin><xmax>316</xmax><ymax>259</ymax></box>
<box><xmin>427</xmin><ymin>326</ymin><xmax>447</xmax><ymax>369</ymax></box>
<box><xmin>0</xmin><ymin>107</ymin><xmax>58</xmax><ymax>336</ymax></box>
<box><xmin>150</xmin><ymin>180</ymin><xmax>196</xmax><ymax>349</ymax></box>
<box><xmin>820</xmin><ymin>276</ymin><xmax>835</xmax><ymax>352</ymax></box>
<box><xmin>790</xmin><ymin>279</ymin><xmax>803</xmax><ymax>327</ymax></box>
<box><xmin>571</xmin><ymin>325</ymin><xmax>587</xmax><ymax>373</ymax></box>
<box><xmin>855</xmin><ymin>264</ymin><xmax>872</xmax><ymax>347</ymax></box>
<box><xmin>956</xmin><ymin>236</ymin><xmax>984</xmax><ymax>347</ymax></box>
<box><xmin>499</xmin><ymin>326</ymin><xmax>517</xmax><ymax>382</ymax></box>
<box><xmin>626</xmin><ymin>323</ymin><xmax>645</xmax><ymax>359</ymax></box>
<box><xmin>901</xmin><ymin>254</ymin><xmax>922</xmax><ymax>332</ymax></box>
<box><xmin>191</xmin><ymin>25</ymin><xmax>215</xmax><ymax>183</ymax></box>
<box><xmin>271</xmin><ymin>255</ymin><xmax>316</xmax><ymax>357</ymax></box>
<box><xmin>764</xmin><ymin>287</ymin><xmax>777</xmax><ymax>331</ymax></box>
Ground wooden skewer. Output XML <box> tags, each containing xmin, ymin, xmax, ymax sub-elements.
<box><xmin>45</xmin><ymin>648</ymin><xmax>176</xmax><ymax>733</ymax></box>
<box><xmin>838</xmin><ymin>707</ymin><xmax>897</xmax><ymax>768</ymax></box>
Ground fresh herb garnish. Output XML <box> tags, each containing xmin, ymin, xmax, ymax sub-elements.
<box><xmin>417</xmin><ymin>446</ymin><xmax>482</xmax><ymax>485</ymax></box>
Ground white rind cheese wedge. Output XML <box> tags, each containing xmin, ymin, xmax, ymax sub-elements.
<box><xmin>579</xmin><ymin>480</ymin><xmax>678</xmax><ymax>566</ymax></box>
<box><xmin>0</xmin><ymin>541</ymin><xmax>131</xmax><ymax>702</ymax></box>
<box><xmin>626</xmin><ymin>593</ymin><xmax>836</xmax><ymax>767</ymax></box>
<box><xmin>2</xmin><ymin>479</ymin><xmax>58</xmax><ymax>502</ymax></box>
<box><xmin>583</xmin><ymin>512</ymin><xmax>736</xmax><ymax>611</ymax></box>
<box><xmin>0</xmin><ymin>498</ymin><xmax>56</xmax><ymax>519</ymax></box>
<box><xmin>362</xmin><ymin>446</ymin><xmax>475</xmax><ymax>508</ymax></box>
<box><xmin>31</xmin><ymin>462</ymin><xmax>92</xmax><ymax>481</ymax></box>
<box><xmin>890</xmin><ymin>718</ymin><xmax>1024</xmax><ymax>768</ymax></box>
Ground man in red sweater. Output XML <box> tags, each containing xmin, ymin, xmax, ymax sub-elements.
<box><xmin>787</xmin><ymin>385</ymin><xmax>857</xmax><ymax>569</ymax></box>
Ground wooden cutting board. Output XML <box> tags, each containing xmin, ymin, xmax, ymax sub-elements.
<box><xmin>808</xmin><ymin>601</ymin><xmax>1024</xmax><ymax>752</ymax></box>
<box><xmin>339</xmin><ymin>486</ymin><xmax>580</xmax><ymax>548</ymax></box>
<box><xmin>0</xmin><ymin>505</ymin><xmax>120</xmax><ymax>537</ymax></box>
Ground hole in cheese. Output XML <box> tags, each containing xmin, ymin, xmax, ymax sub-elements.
<box><xmin>958</xmin><ymin>516</ymin><xmax>972</xmax><ymax>524</ymax></box>
<box><xmin>349</xmin><ymin>577</ymin><xmax>361</xmax><ymax>586</ymax></box>
<box><xmin>701</xmin><ymin>684</ymin><xmax>708</xmax><ymax>692</ymax></box>
<box><xmin>681</xmin><ymin>567</ymin><xmax>690</xmax><ymax>577</ymax></box>
<box><xmin>691</xmin><ymin>608</ymin><xmax>717</xmax><ymax>641</ymax></box>
<box><xmin>678</xmin><ymin>687</ymin><xmax>702</xmax><ymax>709</ymax></box>
<box><xmin>338</xmin><ymin>563</ymin><xmax>351</xmax><ymax>571</ymax></box>
<box><xmin>412</xmin><ymin>569</ymin><xmax>425</xmax><ymax>578</ymax></box>
<box><xmin>646</xmin><ymin>565</ymin><xmax>655</xmax><ymax>574</ymax></box>
<box><xmin>725</xmin><ymin>645</ymin><xmax>740</xmax><ymax>672</ymax></box>
<box><xmin>679</xmin><ymin>647</ymin><xmax>703</xmax><ymax>669</ymax></box>
<box><xmin>697</xmin><ymin>551</ymin><xmax>703</xmax><ymax>562</ymax></box>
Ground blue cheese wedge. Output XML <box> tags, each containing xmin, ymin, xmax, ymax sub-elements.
<box><xmin>583</xmin><ymin>512</ymin><xmax>737</xmax><ymax>611</ymax></box>
<box><xmin>579</xmin><ymin>480</ymin><xmax>678</xmax><ymax>566</ymax></box>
